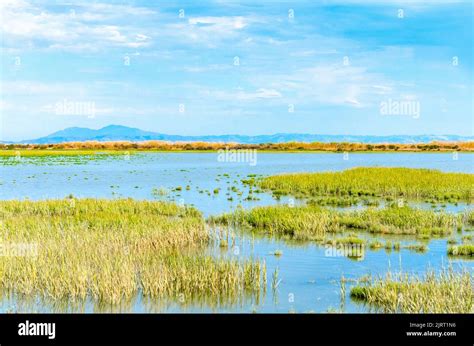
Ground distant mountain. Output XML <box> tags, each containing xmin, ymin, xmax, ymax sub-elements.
<box><xmin>17</xmin><ymin>125</ymin><xmax>474</xmax><ymax>144</ymax></box>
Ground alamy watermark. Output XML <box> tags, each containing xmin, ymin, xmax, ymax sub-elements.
<box><xmin>325</xmin><ymin>243</ymin><xmax>364</xmax><ymax>259</ymax></box>
<box><xmin>0</xmin><ymin>242</ymin><xmax>38</xmax><ymax>257</ymax></box>
<box><xmin>380</xmin><ymin>98</ymin><xmax>420</xmax><ymax>119</ymax></box>
<box><xmin>55</xmin><ymin>98</ymin><xmax>96</xmax><ymax>118</ymax></box>
<box><xmin>217</xmin><ymin>148</ymin><xmax>257</xmax><ymax>166</ymax></box>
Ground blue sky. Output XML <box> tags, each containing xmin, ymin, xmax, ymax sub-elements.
<box><xmin>0</xmin><ymin>0</ymin><xmax>472</xmax><ymax>141</ymax></box>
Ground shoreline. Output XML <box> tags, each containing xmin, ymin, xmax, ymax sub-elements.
<box><xmin>1</xmin><ymin>149</ymin><xmax>474</xmax><ymax>157</ymax></box>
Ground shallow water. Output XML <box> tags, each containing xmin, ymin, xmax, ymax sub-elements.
<box><xmin>0</xmin><ymin>152</ymin><xmax>473</xmax><ymax>312</ymax></box>
<box><xmin>1</xmin><ymin>152</ymin><xmax>473</xmax><ymax>216</ymax></box>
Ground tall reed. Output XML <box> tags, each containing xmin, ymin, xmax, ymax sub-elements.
<box><xmin>209</xmin><ymin>204</ymin><xmax>461</xmax><ymax>241</ymax></box>
<box><xmin>0</xmin><ymin>199</ymin><xmax>265</xmax><ymax>306</ymax></box>
<box><xmin>350</xmin><ymin>269</ymin><xmax>473</xmax><ymax>313</ymax></box>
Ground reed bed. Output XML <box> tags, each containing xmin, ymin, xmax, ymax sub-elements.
<box><xmin>260</xmin><ymin>167</ymin><xmax>474</xmax><ymax>202</ymax></box>
<box><xmin>465</xmin><ymin>210</ymin><xmax>474</xmax><ymax>226</ymax></box>
<box><xmin>339</xmin><ymin>206</ymin><xmax>459</xmax><ymax>236</ymax></box>
<box><xmin>209</xmin><ymin>206</ymin><xmax>334</xmax><ymax>241</ymax></box>
<box><xmin>350</xmin><ymin>269</ymin><xmax>473</xmax><ymax>313</ymax></box>
<box><xmin>2</xmin><ymin>140</ymin><xmax>473</xmax><ymax>153</ymax></box>
<box><xmin>209</xmin><ymin>205</ymin><xmax>461</xmax><ymax>241</ymax></box>
<box><xmin>0</xmin><ymin>199</ymin><xmax>265</xmax><ymax>305</ymax></box>
<box><xmin>448</xmin><ymin>244</ymin><xmax>474</xmax><ymax>257</ymax></box>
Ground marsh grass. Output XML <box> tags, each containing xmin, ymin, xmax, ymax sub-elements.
<box><xmin>326</xmin><ymin>237</ymin><xmax>365</xmax><ymax>246</ymax></box>
<box><xmin>0</xmin><ymin>152</ymin><xmax>121</xmax><ymax>166</ymax></box>
<box><xmin>0</xmin><ymin>199</ymin><xmax>265</xmax><ymax>305</ymax></box>
<box><xmin>369</xmin><ymin>240</ymin><xmax>384</xmax><ymax>250</ymax></box>
<box><xmin>209</xmin><ymin>204</ymin><xmax>461</xmax><ymax>241</ymax></box>
<box><xmin>448</xmin><ymin>244</ymin><xmax>474</xmax><ymax>257</ymax></box>
<box><xmin>402</xmin><ymin>243</ymin><xmax>428</xmax><ymax>252</ymax></box>
<box><xmin>260</xmin><ymin>167</ymin><xmax>474</xmax><ymax>202</ymax></box>
<box><xmin>0</xmin><ymin>149</ymin><xmax>127</xmax><ymax>157</ymax></box>
<box><xmin>340</xmin><ymin>206</ymin><xmax>459</xmax><ymax>236</ymax></box>
<box><xmin>350</xmin><ymin>269</ymin><xmax>473</xmax><ymax>313</ymax></box>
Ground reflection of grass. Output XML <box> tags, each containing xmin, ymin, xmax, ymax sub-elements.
<box><xmin>260</xmin><ymin>167</ymin><xmax>474</xmax><ymax>202</ymax></box>
<box><xmin>350</xmin><ymin>269</ymin><xmax>473</xmax><ymax>313</ymax></box>
<box><xmin>0</xmin><ymin>199</ymin><xmax>265</xmax><ymax>305</ymax></box>
<box><xmin>209</xmin><ymin>205</ymin><xmax>461</xmax><ymax>241</ymax></box>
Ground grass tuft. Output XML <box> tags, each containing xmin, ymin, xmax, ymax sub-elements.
<box><xmin>350</xmin><ymin>269</ymin><xmax>473</xmax><ymax>313</ymax></box>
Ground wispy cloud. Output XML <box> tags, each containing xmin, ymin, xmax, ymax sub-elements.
<box><xmin>0</xmin><ymin>0</ymin><xmax>156</xmax><ymax>52</ymax></box>
<box><xmin>203</xmin><ymin>87</ymin><xmax>282</xmax><ymax>102</ymax></box>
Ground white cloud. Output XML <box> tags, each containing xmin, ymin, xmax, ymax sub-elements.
<box><xmin>253</xmin><ymin>88</ymin><xmax>282</xmax><ymax>99</ymax></box>
<box><xmin>165</xmin><ymin>14</ymin><xmax>263</xmax><ymax>47</ymax></box>
<box><xmin>208</xmin><ymin>88</ymin><xmax>282</xmax><ymax>101</ymax></box>
<box><xmin>0</xmin><ymin>2</ymin><xmax>263</xmax><ymax>52</ymax></box>
<box><xmin>246</xmin><ymin>64</ymin><xmax>397</xmax><ymax>108</ymax></box>
<box><xmin>188</xmin><ymin>16</ymin><xmax>247</xmax><ymax>30</ymax></box>
<box><xmin>0</xmin><ymin>1</ymin><xmax>156</xmax><ymax>52</ymax></box>
<box><xmin>182</xmin><ymin>64</ymin><xmax>231</xmax><ymax>73</ymax></box>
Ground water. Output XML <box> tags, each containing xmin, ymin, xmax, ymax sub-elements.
<box><xmin>1</xmin><ymin>152</ymin><xmax>473</xmax><ymax>312</ymax></box>
<box><xmin>2</xmin><ymin>152</ymin><xmax>473</xmax><ymax>216</ymax></box>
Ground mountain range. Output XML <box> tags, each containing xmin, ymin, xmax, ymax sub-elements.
<box><xmin>12</xmin><ymin>125</ymin><xmax>474</xmax><ymax>144</ymax></box>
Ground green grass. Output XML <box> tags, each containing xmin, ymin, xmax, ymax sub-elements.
<box><xmin>209</xmin><ymin>205</ymin><xmax>334</xmax><ymax>241</ymax></box>
<box><xmin>403</xmin><ymin>243</ymin><xmax>428</xmax><ymax>252</ymax></box>
<box><xmin>339</xmin><ymin>205</ymin><xmax>458</xmax><ymax>236</ymax></box>
<box><xmin>465</xmin><ymin>210</ymin><xmax>474</xmax><ymax>226</ymax></box>
<box><xmin>448</xmin><ymin>244</ymin><xmax>474</xmax><ymax>257</ymax></box>
<box><xmin>369</xmin><ymin>240</ymin><xmax>384</xmax><ymax>250</ymax></box>
<box><xmin>0</xmin><ymin>199</ymin><xmax>265</xmax><ymax>305</ymax></box>
<box><xmin>260</xmin><ymin>167</ymin><xmax>474</xmax><ymax>202</ymax></box>
<box><xmin>350</xmin><ymin>269</ymin><xmax>473</xmax><ymax>313</ymax></box>
<box><xmin>0</xmin><ymin>149</ymin><xmax>129</xmax><ymax>157</ymax></box>
<box><xmin>209</xmin><ymin>204</ymin><xmax>461</xmax><ymax>241</ymax></box>
<box><xmin>151</xmin><ymin>187</ymin><xmax>170</xmax><ymax>197</ymax></box>
<box><xmin>326</xmin><ymin>237</ymin><xmax>365</xmax><ymax>246</ymax></box>
<box><xmin>308</xmin><ymin>196</ymin><xmax>360</xmax><ymax>207</ymax></box>
<box><xmin>369</xmin><ymin>240</ymin><xmax>401</xmax><ymax>251</ymax></box>
<box><xmin>0</xmin><ymin>150</ymin><xmax>128</xmax><ymax>166</ymax></box>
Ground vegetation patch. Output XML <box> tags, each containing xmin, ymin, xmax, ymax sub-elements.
<box><xmin>0</xmin><ymin>199</ymin><xmax>265</xmax><ymax>306</ymax></box>
<box><xmin>260</xmin><ymin>167</ymin><xmax>474</xmax><ymax>202</ymax></box>
<box><xmin>350</xmin><ymin>269</ymin><xmax>473</xmax><ymax>313</ymax></box>
<box><xmin>448</xmin><ymin>244</ymin><xmax>474</xmax><ymax>257</ymax></box>
<box><xmin>209</xmin><ymin>204</ymin><xmax>462</xmax><ymax>241</ymax></box>
<box><xmin>2</xmin><ymin>140</ymin><xmax>473</xmax><ymax>153</ymax></box>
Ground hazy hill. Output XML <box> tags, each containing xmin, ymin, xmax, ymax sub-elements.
<box><xmin>18</xmin><ymin>125</ymin><xmax>474</xmax><ymax>144</ymax></box>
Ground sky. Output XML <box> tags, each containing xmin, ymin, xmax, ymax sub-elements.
<box><xmin>0</xmin><ymin>0</ymin><xmax>473</xmax><ymax>141</ymax></box>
